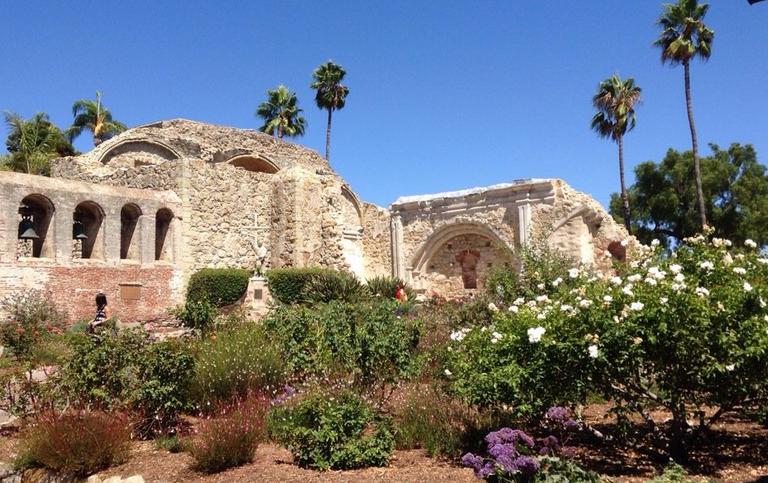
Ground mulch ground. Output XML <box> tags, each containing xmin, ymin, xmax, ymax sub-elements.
<box><xmin>0</xmin><ymin>404</ymin><xmax>766</xmax><ymax>482</ymax></box>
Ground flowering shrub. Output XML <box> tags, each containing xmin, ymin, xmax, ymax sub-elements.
<box><xmin>191</xmin><ymin>324</ymin><xmax>286</xmax><ymax>410</ymax></box>
<box><xmin>267</xmin><ymin>389</ymin><xmax>394</xmax><ymax>470</ymax></box>
<box><xmin>262</xmin><ymin>301</ymin><xmax>421</xmax><ymax>391</ymax></box>
<box><xmin>188</xmin><ymin>395</ymin><xmax>268</xmax><ymax>473</ymax></box>
<box><xmin>394</xmin><ymin>384</ymin><xmax>466</xmax><ymax>457</ymax></box>
<box><xmin>447</xmin><ymin>233</ymin><xmax>768</xmax><ymax>460</ymax></box>
<box><xmin>17</xmin><ymin>410</ymin><xmax>131</xmax><ymax>476</ymax></box>
<box><xmin>461</xmin><ymin>427</ymin><xmax>599</xmax><ymax>482</ymax></box>
<box><xmin>0</xmin><ymin>290</ymin><xmax>65</xmax><ymax>358</ymax></box>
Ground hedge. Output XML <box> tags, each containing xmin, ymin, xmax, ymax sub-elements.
<box><xmin>265</xmin><ymin>268</ymin><xmax>328</xmax><ymax>304</ymax></box>
<box><xmin>186</xmin><ymin>268</ymin><xmax>252</xmax><ymax>307</ymax></box>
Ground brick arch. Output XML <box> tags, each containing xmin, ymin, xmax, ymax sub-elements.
<box><xmin>410</xmin><ymin>222</ymin><xmax>514</xmax><ymax>275</ymax></box>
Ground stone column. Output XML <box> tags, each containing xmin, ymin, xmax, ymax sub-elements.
<box><xmin>390</xmin><ymin>214</ymin><xmax>405</xmax><ymax>279</ymax></box>
<box><xmin>517</xmin><ymin>196</ymin><xmax>532</xmax><ymax>247</ymax></box>
<box><xmin>140</xmin><ymin>213</ymin><xmax>155</xmax><ymax>265</ymax></box>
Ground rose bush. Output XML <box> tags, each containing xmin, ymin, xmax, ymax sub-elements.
<box><xmin>446</xmin><ymin>232</ymin><xmax>768</xmax><ymax>461</ymax></box>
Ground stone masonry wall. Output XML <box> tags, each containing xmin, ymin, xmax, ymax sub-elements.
<box><xmin>361</xmin><ymin>203</ymin><xmax>392</xmax><ymax>279</ymax></box>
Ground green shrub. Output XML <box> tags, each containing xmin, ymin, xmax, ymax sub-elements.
<box><xmin>268</xmin><ymin>389</ymin><xmax>394</xmax><ymax>470</ymax></box>
<box><xmin>189</xmin><ymin>396</ymin><xmax>268</xmax><ymax>473</ymax></box>
<box><xmin>174</xmin><ymin>299</ymin><xmax>217</xmax><ymax>331</ymax></box>
<box><xmin>155</xmin><ymin>434</ymin><xmax>183</xmax><ymax>453</ymax></box>
<box><xmin>61</xmin><ymin>330</ymin><xmax>194</xmax><ymax>435</ymax></box>
<box><xmin>263</xmin><ymin>300</ymin><xmax>422</xmax><ymax>390</ymax></box>
<box><xmin>17</xmin><ymin>410</ymin><xmax>131</xmax><ymax>476</ymax></box>
<box><xmin>647</xmin><ymin>463</ymin><xmax>698</xmax><ymax>482</ymax></box>
<box><xmin>266</xmin><ymin>267</ymin><xmax>327</xmax><ymax>304</ymax></box>
<box><xmin>186</xmin><ymin>268</ymin><xmax>251</xmax><ymax>307</ymax></box>
<box><xmin>0</xmin><ymin>290</ymin><xmax>66</xmax><ymax>358</ymax></box>
<box><xmin>446</xmin><ymin>233</ymin><xmax>768</xmax><ymax>461</ymax></box>
<box><xmin>191</xmin><ymin>324</ymin><xmax>286</xmax><ymax>409</ymax></box>
<box><xmin>366</xmin><ymin>275</ymin><xmax>414</xmax><ymax>300</ymax></box>
<box><xmin>302</xmin><ymin>270</ymin><xmax>370</xmax><ymax>304</ymax></box>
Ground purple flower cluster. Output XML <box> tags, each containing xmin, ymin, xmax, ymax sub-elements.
<box><xmin>271</xmin><ymin>385</ymin><xmax>296</xmax><ymax>405</ymax></box>
<box><xmin>545</xmin><ymin>406</ymin><xmax>579</xmax><ymax>430</ymax></box>
<box><xmin>461</xmin><ymin>428</ymin><xmax>540</xmax><ymax>480</ymax></box>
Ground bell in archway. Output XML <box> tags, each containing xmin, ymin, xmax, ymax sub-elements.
<box><xmin>18</xmin><ymin>216</ymin><xmax>39</xmax><ymax>240</ymax></box>
<box><xmin>72</xmin><ymin>219</ymin><xmax>88</xmax><ymax>240</ymax></box>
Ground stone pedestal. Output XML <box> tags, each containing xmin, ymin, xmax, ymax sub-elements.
<box><xmin>245</xmin><ymin>276</ymin><xmax>272</xmax><ymax>319</ymax></box>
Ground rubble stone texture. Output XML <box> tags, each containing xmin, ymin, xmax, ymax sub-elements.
<box><xmin>0</xmin><ymin>119</ymin><xmax>626</xmax><ymax>320</ymax></box>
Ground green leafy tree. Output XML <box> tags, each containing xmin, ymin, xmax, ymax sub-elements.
<box><xmin>654</xmin><ymin>0</ymin><xmax>715</xmax><ymax>230</ymax></box>
<box><xmin>255</xmin><ymin>85</ymin><xmax>306</xmax><ymax>139</ymax></box>
<box><xmin>3</xmin><ymin>112</ymin><xmax>75</xmax><ymax>175</ymax></box>
<box><xmin>310</xmin><ymin>61</ymin><xmax>349</xmax><ymax>161</ymax></box>
<box><xmin>610</xmin><ymin>144</ymin><xmax>768</xmax><ymax>248</ymax></box>
<box><xmin>66</xmin><ymin>91</ymin><xmax>127</xmax><ymax>146</ymax></box>
<box><xmin>591</xmin><ymin>74</ymin><xmax>642</xmax><ymax>233</ymax></box>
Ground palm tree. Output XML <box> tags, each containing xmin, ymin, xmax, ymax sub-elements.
<box><xmin>310</xmin><ymin>61</ymin><xmax>349</xmax><ymax>161</ymax></box>
<box><xmin>255</xmin><ymin>85</ymin><xmax>306</xmax><ymax>139</ymax></box>
<box><xmin>3</xmin><ymin>111</ymin><xmax>73</xmax><ymax>175</ymax></box>
<box><xmin>654</xmin><ymin>0</ymin><xmax>714</xmax><ymax>230</ymax></box>
<box><xmin>591</xmin><ymin>75</ymin><xmax>642</xmax><ymax>234</ymax></box>
<box><xmin>66</xmin><ymin>91</ymin><xmax>127</xmax><ymax>146</ymax></box>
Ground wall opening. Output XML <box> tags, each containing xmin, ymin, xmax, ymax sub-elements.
<box><xmin>155</xmin><ymin>208</ymin><xmax>174</xmax><ymax>262</ymax></box>
<box><xmin>73</xmin><ymin>201</ymin><xmax>105</xmax><ymax>260</ymax></box>
<box><xmin>120</xmin><ymin>203</ymin><xmax>142</xmax><ymax>260</ymax></box>
<box><xmin>228</xmin><ymin>155</ymin><xmax>280</xmax><ymax>174</ymax></box>
<box><xmin>17</xmin><ymin>194</ymin><xmax>55</xmax><ymax>259</ymax></box>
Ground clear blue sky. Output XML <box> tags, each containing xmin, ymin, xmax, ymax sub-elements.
<box><xmin>1</xmin><ymin>1</ymin><xmax>766</xmax><ymax>209</ymax></box>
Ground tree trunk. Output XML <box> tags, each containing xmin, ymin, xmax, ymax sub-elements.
<box><xmin>618</xmin><ymin>135</ymin><xmax>632</xmax><ymax>234</ymax></box>
<box><xmin>684</xmin><ymin>61</ymin><xmax>707</xmax><ymax>230</ymax></box>
<box><xmin>277</xmin><ymin>124</ymin><xmax>283</xmax><ymax>139</ymax></box>
<box><xmin>668</xmin><ymin>412</ymin><xmax>690</xmax><ymax>464</ymax></box>
<box><xmin>325</xmin><ymin>108</ymin><xmax>332</xmax><ymax>161</ymax></box>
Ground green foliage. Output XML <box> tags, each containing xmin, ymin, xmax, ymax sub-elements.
<box><xmin>611</xmin><ymin>144</ymin><xmax>768</xmax><ymax>248</ymax></box>
<box><xmin>174</xmin><ymin>299</ymin><xmax>217</xmax><ymax>331</ymax></box>
<box><xmin>646</xmin><ymin>463</ymin><xmax>697</xmax><ymax>483</ymax></box>
<box><xmin>654</xmin><ymin>0</ymin><xmax>714</xmax><ymax>66</ymax></box>
<box><xmin>266</xmin><ymin>267</ymin><xmax>326</xmax><ymax>304</ymax></box>
<box><xmin>186</xmin><ymin>268</ymin><xmax>251</xmax><ymax>307</ymax></box>
<box><xmin>301</xmin><ymin>270</ymin><xmax>370</xmax><ymax>304</ymax></box>
<box><xmin>367</xmin><ymin>275</ymin><xmax>413</xmax><ymax>300</ymax></box>
<box><xmin>447</xmin><ymin>234</ymin><xmax>768</xmax><ymax>460</ymax></box>
<box><xmin>484</xmin><ymin>236</ymin><xmax>576</xmax><ymax>305</ymax></box>
<box><xmin>17</xmin><ymin>410</ymin><xmax>131</xmax><ymax>476</ymax></box>
<box><xmin>262</xmin><ymin>300</ymin><xmax>422</xmax><ymax>390</ymax></box>
<box><xmin>0</xmin><ymin>290</ymin><xmax>66</xmax><ymax>359</ymax></box>
<box><xmin>66</xmin><ymin>91</ymin><xmax>127</xmax><ymax>145</ymax></box>
<box><xmin>3</xmin><ymin>111</ymin><xmax>75</xmax><ymax>175</ymax></box>
<box><xmin>268</xmin><ymin>390</ymin><xmax>394</xmax><ymax>470</ymax></box>
<box><xmin>191</xmin><ymin>323</ymin><xmax>287</xmax><ymax>409</ymax></box>
<box><xmin>255</xmin><ymin>84</ymin><xmax>306</xmax><ymax>139</ymax></box>
<box><xmin>61</xmin><ymin>330</ymin><xmax>194</xmax><ymax>435</ymax></box>
<box><xmin>537</xmin><ymin>456</ymin><xmax>602</xmax><ymax>483</ymax></box>
<box><xmin>189</xmin><ymin>396</ymin><xmax>268</xmax><ymax>473</ymax></box>
<box><xmin>155</xmin><ymin>434</ymin><xmax>183</xmax><ymax>453</ymax></box>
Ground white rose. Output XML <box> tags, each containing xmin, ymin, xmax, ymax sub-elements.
<box><xmin>588</xmin><ymin>344</ymin><xmax>599</xmax><ymax>358</ymax></box>
<box><xmin>527</xmin><ymin>326</ymin><xmax>546</xmax><ymax>343</ymax></box>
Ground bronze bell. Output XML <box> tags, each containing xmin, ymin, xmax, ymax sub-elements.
<box><xmin>18</xmin><ymin>204</ymin><xmax>39</xmax><ymax>240</ymax></box>
<box><xmin>18</xmin><ymin>216</ymin><xmax>39</xmax><ymax>240</ymax></box>
<box><xmin>73</xmin><ymin>219</ymin><xmax>88</xmax><ymax>240</ymax></box>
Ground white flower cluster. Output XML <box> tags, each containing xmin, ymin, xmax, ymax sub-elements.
<box><xmin>450</xmin><ymin>328</ymin><xmax>471</xmax><ymax>342</ymax></box>
<box><xmin>527</xmin><ymin>326</ymin><xmax>546</xmax><ymax>343</ymax></box>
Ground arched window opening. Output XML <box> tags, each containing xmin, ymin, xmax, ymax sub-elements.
<box><xmin>120</xmin><ymin>204</ymin><xmax>142</xmax><ymax>261</ymax></box>
<box><xmin>73</xmin><ymin>201</ymin><xmax>105</xmax><ymax>260</ymax></box>
<box><xmin>227</xmin><ymin>155</ymin><xmax>280</xmax><ymax>174</ymax></box>
<box><xmin>155</xmin><ymin>208</ymin><xmax>174</xmax><ymax>262</ymax></box>
<box><xmin>17</xmin><ymin>194</ymin><xmax>55</xmax><ymax>259</ymax></box>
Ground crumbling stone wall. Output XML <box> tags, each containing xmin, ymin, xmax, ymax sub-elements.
<box><xmin>361</xmin><ymin>203</ymin><xmax>392</xmax><ymax>279</ymax></box>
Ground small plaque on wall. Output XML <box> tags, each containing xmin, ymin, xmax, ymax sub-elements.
<box><xmin>119</xmin><ymin>283</ymin><xmax>142</xmax><ymax>301</ymax></box>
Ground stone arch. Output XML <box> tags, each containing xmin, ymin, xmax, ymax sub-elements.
<box><xmin>97</xmin><ymin>139</ymin><xmax>181</xmax><ymax>167</ymax></box>
<box><xmin>547</xmin><ymin>205</ymin><xmax>603</xmax><ymax>264</ymax></box>
<box><xmin>155</xmin><ymin>208</ymin><xmax>175</xmax><ymax>262</ymax></box>
<box><xmin>17</xmin><ymin>194</ymin><xmax>55</xmax><ymax>259</ymax></box>
<box><xmin>73</xmin><ymin>201</ymin><xmax>105</xmax><ymax>260</ymax></box>
<box><xmin>226</xmin><ymin>154</ymin><xmax>280</xmax><ymax>174</ymax></box>
<box><xmin>340</xmin><ymin>185</ymin><xmax>363</xmax><ymax>226</ymax></box>
<box><xmin>120</xmin><ymin>203</ymin><xmax>142</xmax><ymax>261</ymax></box>
<box><xmin>410</xmin><ymin>222</ymin><xmax>514</xmax><ymax>293</ymax></box>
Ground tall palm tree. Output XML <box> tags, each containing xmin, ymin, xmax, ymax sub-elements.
<box><xmin>255</xmin><ymin>85</ymin><xmax>306</xmax><ymax>139</ymax></box>
<box><xmin>654</xmin><ymin>0</ymin><xmax>714</xmax><ymax>230</ymax></box>
<box><xmin>591</xmin><ymin>75</ymin><xmax>642</xmax><ymax>234</ymax></box>
<box><xmin>3</xmin><ymin>111</ymin><xmax>73</xmax><ymax>175</ymax></box>
<box><xmin>310</xmin><ymin>61</ymin><xmax>349</xmax><ymax>161</ymax></box>
<box><xmin>66</xmin><ymin>91</ymin><xmax>127</xmax><ymax>146</ymax></box>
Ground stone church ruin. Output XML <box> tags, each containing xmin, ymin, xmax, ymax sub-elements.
<box><xmin>0</xmin><ymin>119</ymin><xmax>625</xmax><ymax>321</ymax></box>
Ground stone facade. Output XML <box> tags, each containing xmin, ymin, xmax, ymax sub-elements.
<box><xmin>0</xmin><ymin>119</ymin><xmax>626</xmax><ymax>321</ymax></box>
